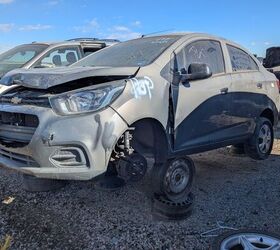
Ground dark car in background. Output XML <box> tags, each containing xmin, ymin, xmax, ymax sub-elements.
<box><xmin>0</xmin><ymin>38</ymin><xmax>119</xmax><ymax>79</ymax></box>
<box><xmin>263</xmin><ymin>47</ymin><xmax>280</xmax><ymax>80</ymax></box>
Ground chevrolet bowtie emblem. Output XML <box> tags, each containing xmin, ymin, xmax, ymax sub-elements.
<box><xmin>11</xmin><ymin>97</ymin><xmax>22</xmax><ymax>105</ymax></box>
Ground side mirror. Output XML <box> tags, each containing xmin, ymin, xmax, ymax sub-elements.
<box><xmin>180</xmin><ymin>63</ymin><xmax>212</xmax><ymax>83</ymax></box>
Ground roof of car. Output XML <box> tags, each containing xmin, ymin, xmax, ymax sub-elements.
<box><xmin>142</xmin><ymin>32</ymin><xmax>247</xmax><ymax>51</ymax></box>
<box><xmin>24</xmin><ymin>38</ymin><xmax>120</xmax><ymax>47</ymax></box>
<box><xmin>146</xmin><ymin>32</ymin><xmax>227</xmax><ymax>41</ymax></box>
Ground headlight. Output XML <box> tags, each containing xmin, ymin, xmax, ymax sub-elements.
<box><xmin>49</xmin><ymin>81</ymin><xmax>126</xmax><ymax>115</ymax></box>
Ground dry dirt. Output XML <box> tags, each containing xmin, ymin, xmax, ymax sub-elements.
<box><xmin>1</xmin><ymin>139</ymin><xmax>280</xmax><ymax>249</ymax></box>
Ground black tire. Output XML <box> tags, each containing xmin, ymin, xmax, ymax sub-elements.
<box><xmin>151</xmin><ymin>157</ymin><xmax>195</xmax><ymax>202</ymax></box>
<box><xmin>212</xmin><ymin>229</ymin><xmax>280</xmax><ymax>250</ymax></box>
<box><xmin>152</xmin><ymin>193</ymin><xmax>194</xmax><ymax>221</ymax></box>
<box><xmin>244</xmin><ymin>117</ymin><xmax>274</xmax><ymax>160</ymax></box>
<box><xmin>22</xmin><ymin>174</ymin><xmax>67</xmax><ymax>192</ymax></box>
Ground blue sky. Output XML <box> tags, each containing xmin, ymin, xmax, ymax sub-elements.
<box><xmin>0</xmin><ymin>0</ymin><xmax>279</xmax><ymax>56</ymax></box>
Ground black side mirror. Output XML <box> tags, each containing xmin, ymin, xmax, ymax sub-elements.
<box><xmin>180</xmin><ymin>63</ymin><xmax>212</xmax><ymax>83</ymax></box>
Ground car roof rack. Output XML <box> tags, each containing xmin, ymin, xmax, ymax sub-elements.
<box><xmin>66</xmin><ymin>38</ymin><xmax>120</xmax><ymax>42</ymax></box>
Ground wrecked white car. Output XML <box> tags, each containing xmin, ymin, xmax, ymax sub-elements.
<box><xmin>0</xmin><ymin>38</ymin><xmax>119</xmax><ymax>78</ymax></box>
<box><xmin>0</xmin><ymin>33</ymin><xmax>279</xmax><ymax>201</ymax></box>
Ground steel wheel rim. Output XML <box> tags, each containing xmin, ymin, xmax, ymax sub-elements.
<box><xmin>164</xmin><ymin>160</ymin><xmax>190</xmax><ymax>194</ymax></box>
<box><xmin>220</xmin><ymin>232</ymin><xmax>280</xmax><ymax>250</ymax></box>
<box><xmin>258</xmin><ymin>124</ymin><xmax>272</xmax><ymax>154</ymax></box>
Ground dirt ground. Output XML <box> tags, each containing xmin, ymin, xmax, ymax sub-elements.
<box><xmin>1</xmin><ymin>138</ymin><xmax>280</xmax><ymax>249</ymax></box>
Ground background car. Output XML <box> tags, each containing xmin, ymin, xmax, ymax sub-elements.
<box><xmin>0</xmin><ymin>38</ymin><xmax>119</xmax><ymax>79</ymax></box>
<box><xmin>263</xmin><ymin>47</ymin><xmax>280</xmax><ymax>80</ymax></box>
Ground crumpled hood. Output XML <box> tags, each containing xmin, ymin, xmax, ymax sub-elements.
<box><xmin>0</xmin><ymin>66</ymin><xmax>139</xmax><ymax>89</ymax></box>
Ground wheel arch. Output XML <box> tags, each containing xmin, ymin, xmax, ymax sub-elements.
<box><xmin>129</xmin><ymin>118</ymin><xmax>170</xmax><ymax>164</ymax></box>
<box><xmin>260</xmin><ymin>108</ymin><xmax>275</xmax><ymax>126</ymax></box>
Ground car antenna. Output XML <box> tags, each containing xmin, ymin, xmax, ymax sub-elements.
<box><xmin>141</xmin><ymin>29</ymin><xmax>174</xmax><ymax>38</ymax></box>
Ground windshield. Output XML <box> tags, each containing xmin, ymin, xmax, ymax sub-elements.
<box><xmin>74</xmin><ymin>36</ymin><xmax>181</xmax><ymax>67</ymax></box>
<box><xmin>0</xmin><ymin>44</ymin><xmax>48</xmax><ymax>77</ymax></box>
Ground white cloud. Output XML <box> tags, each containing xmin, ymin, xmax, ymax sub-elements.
<box><xmin>106</xmin><ymin>25</ymin><xmax>141</xmax><ymax>40</ymax></box>
<box><xmin>131</xmin><ymin>21</ymin><xmax>141</xmax><ymax>27</ymax></box>
<box><xmin>106</xmin><ymin>26</ymin><xmax>141</xmax><ymax>40</ymax></box>
<box><xmin>73</xmin><ymin>19</ymin><xmax>99</xmax><ymax>33</ymax></box>
<box><xmin>114</xmin><ymin>26</ymin><xmax>130</xmax><ymax>32</ymax></box>
<box><xmin>19</xmin><ymin>24</ymin><xmax>52</xmax><ymax>31</ymax></box>
<box><xmin>250</xmin><ymin>41</ymin><xmax>256</xmax><ymax>46</ymax></box>
<box><xmin>73</xmin><ymin>20</ymin><xmax>142</xmax><ymax>41</ymax></box>
<box><xmin>47</xmin><ymin>0</ymin><xmax>59</xmax><ymax>6</ymax></box>
<box><xmin>0</xmin><ymin>23</ymin><xmax>14</xmax><ymax>32</ymax></box>
<box><xmin>106</xmin><ymin>32</ymin><xmax>141</xmax><ymax>40</ymax></box>
<box><xmin>264</xmin><ymin>41</ymin><xmax>271</xmax><ymax>46</ymax></box>
<box><xmin>0</xmin><ymin>0</ymin><xmax>14</xmax><ymax>4</ymax></box>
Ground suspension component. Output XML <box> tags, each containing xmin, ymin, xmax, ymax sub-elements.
<box><xmin>113</xmin><ymin>128</ymin><xmax>135</xmax><ymax>158</ymax></box>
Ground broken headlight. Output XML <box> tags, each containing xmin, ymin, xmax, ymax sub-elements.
<box><xmin>49</xmin><ymin>81</ymin><xmax>126</xmax><ymax>115</ymax></box>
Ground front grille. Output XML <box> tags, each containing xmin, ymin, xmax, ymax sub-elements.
<box><xmin>0</xmin><ymin>88</ymin><xmax>51</xmax><ymax>108</ymax></box>
<box><xmin>0</xmin><ymin>148</ymin><xmax>39</xmax><ymax>167</ymax></box>
<box><xmin>0</xmin><ymin>111</ymin><xmax>39</xmax><ymax>127</ymax></box>
<box><xmin>0</xmin><ymin>112</ymin><xmax>39</xmax><ymax>147</ymax></box>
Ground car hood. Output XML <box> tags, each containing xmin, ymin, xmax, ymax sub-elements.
<box><xmin>0</xmin><ymin>66</ymin><xmax>139</xmax><ymax>89</ymax></box>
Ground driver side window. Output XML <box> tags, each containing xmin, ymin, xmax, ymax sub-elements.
<box><xmin>178</xmin><ymin>40</ymin><xmax>225</xmax><ymax>75</ymax></box>
<box><xmin>33</xmin><ymin>47</ymin><xmax>80</xmax><ymax>68</ymax></box>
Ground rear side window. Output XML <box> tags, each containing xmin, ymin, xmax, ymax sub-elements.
<box><xmin>182</xmin><ymin>40</ymin><xmax>225</xmax><ymax>74</ymax></box>
<box><xmin>227</xmin><ymin>45</ymin><xmax>258</xmax><ymax>71</ymax></box>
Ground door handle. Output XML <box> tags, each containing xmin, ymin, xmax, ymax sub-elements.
<box><xmin>257</xmin><ymin>83</ymin><xmax>263</xmax><ymax>89</ymax></box>
<box><xmin>220</xmin><ymin>87</ymin><xmax>228</xmax><ymax>94</ymax></box>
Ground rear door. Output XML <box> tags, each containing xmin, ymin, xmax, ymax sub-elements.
<box><xmin>226</xmin><ymin>44</ymin><xmax>265</xmax><ymax>137</ymax></box>
<box><xmin>171</xmin><ymin>39</ymin><xmax>232</xmax><ymax>153</ymax></box>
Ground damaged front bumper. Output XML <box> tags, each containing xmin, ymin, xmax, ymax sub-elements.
<box><xmin>0</xmin><ymin>104</ymin><xmax>128</xmax><ymax>180</ymax></box>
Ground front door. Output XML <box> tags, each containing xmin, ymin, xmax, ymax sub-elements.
<box><xmin>171</xmin><ymin>39</ymin><xmax>232</xmax><ymax>153</ymax></box>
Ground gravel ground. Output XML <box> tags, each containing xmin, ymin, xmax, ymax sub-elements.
<box><xmin>1</xmin><ymin>139</ymin><xmax>280</xmax><ymax>249</ymax></box>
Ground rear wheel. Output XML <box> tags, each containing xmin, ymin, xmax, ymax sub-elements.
<box><xmin>245</xmin><ymin>117</ymin><xmax>274</xmax><ymax>160</ymax></box>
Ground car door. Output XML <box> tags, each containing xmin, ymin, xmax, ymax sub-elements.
<box><xmin>226</xmin><ymin>44</ymin><xmax>264</xmax><ymax>137</ymax></box>
<box><xmin>171</xmin><ymin>39</ymin><xmax>232</xmax><ymax>153</ymax></box>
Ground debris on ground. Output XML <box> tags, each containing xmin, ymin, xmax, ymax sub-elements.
<box><xmin>2</xmin><ymin>197</ymin><xmax>15</xmax><ymax>205</ymax></box>
<box><xmin>200</xmin><ymin>221</ymin><xmax>238</xmax><ymax>238</ymax></box>
<box><xmin>0</xmin><ymin>235</ymin><xmax>12</xmax><ymax>250</ymax></box>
